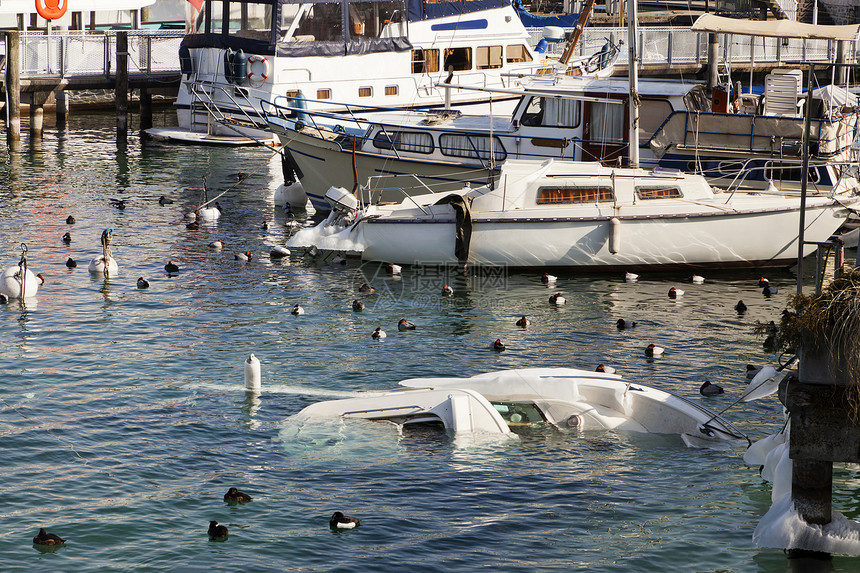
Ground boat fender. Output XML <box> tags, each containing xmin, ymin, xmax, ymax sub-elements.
<box><xmin>247</xmin><ymin>54</ymin><xmax>270</xmax><ymax>87</ymax></box>
<box><xmin>233</xmin><ymin>49</ymin><xmax>246</xmax><ymax>85</ymax></box>
<box><xmin>244</xmin><ymin>353</ymin><xmax>261</xmax><ymax>391</ymax></box>
<box><xmin>609</xmin><ymin>217</ymin><xmax>621</xmax><ymax>254</ymax></box>
<box><xmin>291</xmin><ymin>91</ymin><xmax>309</xmax><ymax>127</ymax></box>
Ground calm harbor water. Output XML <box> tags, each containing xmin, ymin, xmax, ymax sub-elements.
<box><xmin>1</xmin><ymin>110</ymin><xmax>859</xmax><ymax>572</ymax></box>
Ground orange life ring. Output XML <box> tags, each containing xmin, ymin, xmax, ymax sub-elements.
<box><xmin>35</xmin><ymin>0</ymin><xmax>67</xmax><ymax>20</ymax></box>
<box><xmin>247</xmin><ymin>55</ymin><xmax>270</xmax><ymax>87</ymax></box>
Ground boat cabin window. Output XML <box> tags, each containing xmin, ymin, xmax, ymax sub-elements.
<box><xmin>636</xmin><ymin>186</ymin><xmax>683</xmax><ymax>200</ymax></box>
<box><xmin>372</xmin><ymin>130</ymin><xmax>434</xmax><ymax>153</ymax></box>
<box><xmin>492</xmin><ymin>402</ymin><xmax>546</xmax><ymax>425</ymax></box>
<box><xmin>589</xmin><ymin>101</ymin><xmax>624</xmax><ymax>142</ymax></box>
<box><xmin>317</xmin><ymin>88</ymin><xmax>331</xmax><ymax>99</ymax></box>
<box><xmin>385</xmin><ymin>85</ymin><xmax>398</xmax><ymax>96</ymax></box>
<box><xmin>208</xmin><ymin>1</ymin><xmax>225</xmax><ymax>34</ymax></box>
<box><xmin>639</xmin><ymin>99</ymin><xmax>673</xmax><ymax>141</ymax></box>
<box><xmin>228</xmin><ymin>2</ymin><xmax>273</xmax><ymax>40</ymax></box>
<box><xmin>536</xmin><ymin>186</ymin><xmax>613</xmax><ymax>204</ymax></box>
<box><xmin>347</xmin><ymin>1</ymin><xmax>403</xmax><ymax>39</ymax></box>
<box><xmin>444</xmin><ymin>47</ymin><xmax>472</xmax><ymax>72</ymax></box>
<box><xmin>520</xmin><ymin>97</ymin><xmax>580</xmax><ymax>128</ymax></box>
<box><xmin>293</xmin><ymin>3</ymin><xmax>343</xmax><ymax>42</ymax></box>
<box><xmin>412</xmin><ymin>49</ymin><xmax>440</xmax><ymax>73</ymax></box>
<box><xmin>439</xmin><ymin>134</ymin><xmax>506</xmax><ymax>161</ymax></box>
<box><xmin>506</xmin><ymin>44</ymin><xmax>533</xmax><ymax>64</ymax></box>
<box><xmin>477</xmin><ymin>45</ymin><xmax>503</xmax><ymax>70</ymax></box>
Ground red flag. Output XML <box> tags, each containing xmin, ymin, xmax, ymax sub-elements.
<box><xmin>188</xmin><ymin>0</ymin><xmax>204</xmax><ymax>12</ymax></box>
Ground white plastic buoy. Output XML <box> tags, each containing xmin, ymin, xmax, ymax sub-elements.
<box><xmin>198</xmin><ymin>206</ymin><xmax>221</xmax><ymax>221</ymax></box>
<box><xmin>273</xmin><ymin>181</ymin><xmax>307</xmax><ymax>206</ymax></box>
<box><xmin>244</xmin><ymin>354</ymin><xmax>261</xmax><ymax>391</ymax></box>
<box><xmin>0</xmin><ymin>266</ymin><xmax>39</xmax><ymax>298</ymax></box>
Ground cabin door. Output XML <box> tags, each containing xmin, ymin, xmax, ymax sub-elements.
<box><xmin>582</xmin><ymin>94</ymin><xmax>628</xmax><ymax>165</ymax></box>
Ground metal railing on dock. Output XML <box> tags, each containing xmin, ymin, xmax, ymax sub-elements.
<box><xmin>533</xmin><ymin>26</ymin><xmax>858</xmax><ymax>71</ymax></box>
<box><xmin>2</xmin><ymin>29</ymin><xmax>183</xmax><ymax>88</ymax></box>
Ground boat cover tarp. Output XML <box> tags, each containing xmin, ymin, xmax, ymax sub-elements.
<box><xmin>649</xmin><ymin>112</ymin><xmax>856</xmax><ymax>158</ymax></box>
<box><xmin>434</xmin><ymin>194</ymin><xmax>472</xmax><ymax>265</ymax></box>
<box><xmin>692</xmin><ymin>14</ymin><xmax>860</xmax><ymax>41</ymax></box>
<box><xmin>512</xmin><ymin>0</ymin><xmax>578</xmax><ymax>27</ymax></box>
<box><xmin>407</xmin><ymin>0</ymin><xmax>511</xmax><ymax>22</ymax></box>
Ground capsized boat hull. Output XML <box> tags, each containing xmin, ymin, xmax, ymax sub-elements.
<box><xmin>293</xmin><ymin>367</ymin><xmax>747</xmax><ymax>444</ymax></box>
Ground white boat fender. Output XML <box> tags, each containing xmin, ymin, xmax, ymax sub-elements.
<box><xmin>609</xmin><ymin>217</ymin><xmax>621</xmax><ymax>254</ymax></box>
<box><xmin>244</xmin><ymin>354</ymin><xmax>261</xmax><ymax>391</ymax></box>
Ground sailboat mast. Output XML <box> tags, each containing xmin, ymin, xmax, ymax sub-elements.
<box><xmin>627</xmin><ymin>0</ymin><xmax>640</xmax><ymax>168</ymax></box>
<box><xmin>559</xmin><ymin>0</ymin><xmax>596</xmax><ymax>66</ymax></box>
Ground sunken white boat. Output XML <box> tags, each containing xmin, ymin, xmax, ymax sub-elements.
<box><xmin>294</xmin><ymin>367</ymin><xmax>747</xmax><ymax>446</ymax></box>
<box><xmin>287</xmin><ymin>158</ymin><xmax>858</xmax><ymax>270</ymax></box>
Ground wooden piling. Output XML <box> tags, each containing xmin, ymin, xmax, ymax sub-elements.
<box><xmin>116</xmin><ymin>31</ymin><xmax>128</xmax><ymax>138</ymax></box>
<box><xmin>140</xmin><ymin>88</ymin><xmax>152</xmax><ymax>131</ymax></box>
<box><xmin>5</xmin><ymin>30</ymin><xmax>21</xmax><ymax>150</ymax></box>
<box><xmin>29</xmin><ymin>92</ymin><xmax>46</xmax><ymax>139</ymax></box>
<box><xmin>56</xmin><ymin>90</ymin><xmax>70</xmax><ymax>125</ymax></box>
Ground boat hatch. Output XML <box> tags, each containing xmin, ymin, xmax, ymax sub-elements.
<box><xmin>492</xmin><ymin>401</ymin><xmax>547</xmax><ymax>426</ymax></box>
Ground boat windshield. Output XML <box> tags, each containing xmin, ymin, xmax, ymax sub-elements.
<box><xmin>492</xmin><ymin>402</ymin><xmax>547</xmax><ymax>426</ymax></box>
<box><xmin>290</xmin><ymin>0</ymin><xmax>406</xmax><ymax>42</ymax></box>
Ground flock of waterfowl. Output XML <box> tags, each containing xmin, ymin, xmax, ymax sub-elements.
<box><xmin>34</xmin><ymin>487</ymin><xmax>360</xmax><ymax>547</ymax></box>
<box><xmin>8</xmin><ymin>190</ymin><xmax>788</xmax><ymax>551</ymax></box>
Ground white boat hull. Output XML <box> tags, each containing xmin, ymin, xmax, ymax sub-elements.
<box><xmin>358</xmin><ymin>200</ymin><xmax>848</xmax><ymax>269</ymax></box>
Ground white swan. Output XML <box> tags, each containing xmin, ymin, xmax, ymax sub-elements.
<box><xmin>0</xmin><ymin>266</ymin><xmax>39</xmax><ymax>298</ymax></box>
<box><xmin>88</xmin><ymin>228</ymin><xmax>118</xmax><ymax>276</ymax></box>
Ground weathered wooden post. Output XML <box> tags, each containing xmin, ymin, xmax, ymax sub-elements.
<box><xmin>779</xmin><ymin>270</ymin><xmax>860</xmax><ymax>561</ymax></box>
<box><xmin>56</xmin><ymin>89</ymin><xmax>70</xmax><ymax>125</ymax></box>
<box><xmin>140</xmin><ymin>88</ymin><xmax>153</xmax><ymax>131</ymax></box>
<box><xmin>5</xmin><ymin>30</ymin><xmax>21</xmax><ymax>151</ymax></box>
<box><xmin>116</xmin><ymin>31</ymin><xmax>129</xmax><ymax>138</ymax></box>
<box><xmin>28</xmin><ymin>92</ymin><xmax>46</xmax><ymax>139</ymax></box>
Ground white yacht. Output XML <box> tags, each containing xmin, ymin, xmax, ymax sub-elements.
<box><xmin>287</xmin><ymin>158</ymin><xmax>858</xmax><ymax>270</ymax></box>
<box><xmin>155</xmin><ymin>0</ymin><xmax>553</xmax><ymax>144</ymax></box>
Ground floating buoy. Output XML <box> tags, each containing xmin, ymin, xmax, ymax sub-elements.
<box><xmin>608</xmin><ymin>217</ymin><xmax>621</xmax><ymax>254</ymax></box>
<box><xmin>244</xmin><ymin>354</ymin><xmax>261</xmax><ymax>391</ymax></box>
